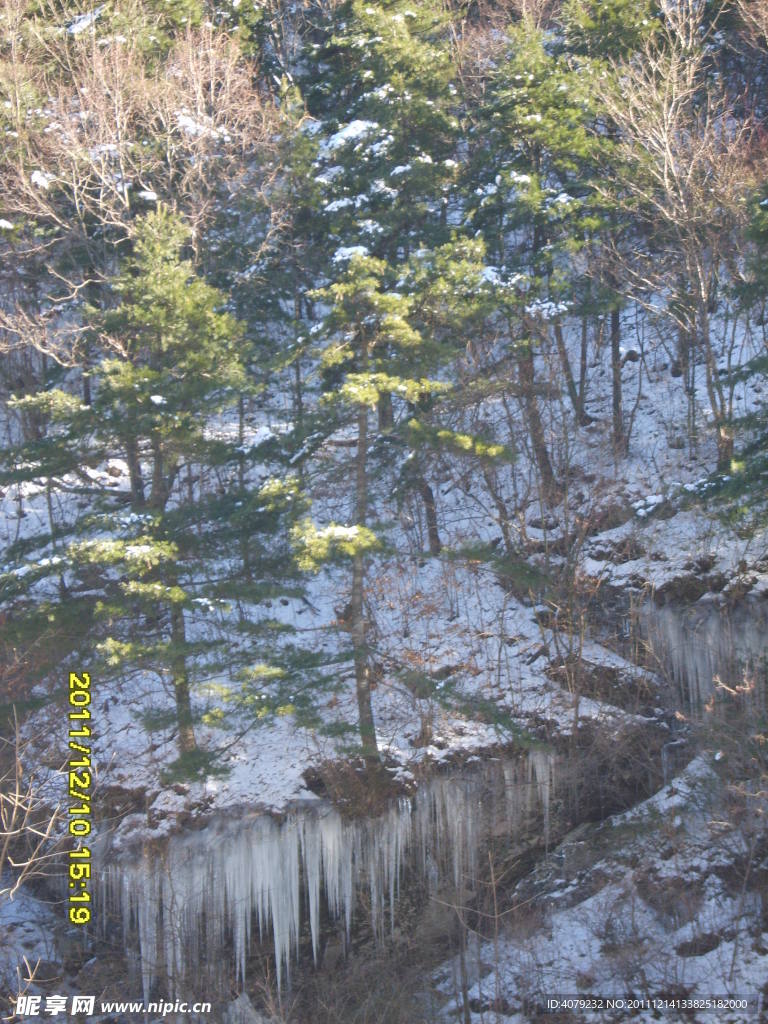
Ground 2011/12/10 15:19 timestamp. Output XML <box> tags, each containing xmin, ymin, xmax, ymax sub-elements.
<box><xmin>68</xmin><ymin>671</ymin><xmax>92</xmax><ymax>925</ymax></box>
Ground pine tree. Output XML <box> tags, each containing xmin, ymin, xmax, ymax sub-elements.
<box><xmin>284</xmin><ymin>0</ymin><xmax>515</xmax><ymax>759</ymax></box>
<box><xmin>464</xmin><ymin>18</ymin><xmax>599</xmax><ymax>491</ymax></box>
<box><xmin>295</xmin><ymin>253</ymin><xmax>424</xmax><ymax>762</ymax></box>
<box><xmin>214</xmin><ymin>85</ymin><xmax>330</xmax><ymax>445</ymax></box>
<box><xmin>1</xmin><ymin>209</ymin><xmax>301</xmax><ymax>775</ymax></box>
<box><xmin>562</xmin><ymin>0</ymin><xmax>659</xmax><ymax>58</ymax></box>
<box><xmin>307</xmin><ymin>0</ymin><xmax>459</xmax><ymax>260</ymax></box>
<box><xmin>307</xmin><ymin>0</ymin><xmax>462</xmax><ymax>448</ymax></box>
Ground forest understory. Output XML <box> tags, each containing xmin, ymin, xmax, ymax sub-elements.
<box><xmin>1</xmin><ymin>0</ymin><xmax>768</xmax><ymax>1020</ymax></box>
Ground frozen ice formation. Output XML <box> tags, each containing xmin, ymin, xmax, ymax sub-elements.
<box><xmin>101</xmin><ymin>754</ymin><xmax>555</xmax><ymax>999</ymax></box>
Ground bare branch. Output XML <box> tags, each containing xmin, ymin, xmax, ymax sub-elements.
<box><xmin>0</xmin><ymin>713</ymin><xmax>62</xmax><ymax>901</ymax></box>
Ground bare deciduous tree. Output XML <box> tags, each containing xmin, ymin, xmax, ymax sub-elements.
<box><xmin>0</xmin><ymin>716</ymin><xmax>62</xmax><ymax>1022</ymax></box>
<box><xmin>1</xmin><ymin>16</ymin><xmax>281</xmax><ymax>240</ymax></box>
<box><xmin>1</xmin><ymin>715</ymin><xmax>61</xmax><ymax>899</ymax></box>
<box><xmin>596</xmin><ymin>0</ymin><xmax>761</xmax><ymax>470</ymax></box>
<box><xmin>736</xmin><ymin>0</ymin><xmax>768</xmax><ymax>46</ymax></box>
<box><xmin>0</xmin><ymin>3</ymin><xmax>284</xmax><ymax>424</ymax></box>
<box><xmin>509</xmin><ymin>0</ymin><xmax>561</xmax><ymax>27</ymax></box>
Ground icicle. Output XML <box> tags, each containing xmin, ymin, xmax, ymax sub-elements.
<box><xmin>640</xmin><ymin>600</ymin><xmax>768</xmax><ymax>712</ymax></box>
<box><xmin>300</xmin><ymin>817</ymin><xmax>322</xmax><ymax>965</ymax></box>
<box><xmin>102</xmin><ymin>750</ymin><xmax>561</xmax><ymax>998</ymax></box>
<box><xmin>527</xmin><ymin>750</ymin><xmax>555</xmax><ymax>847</ymax></box>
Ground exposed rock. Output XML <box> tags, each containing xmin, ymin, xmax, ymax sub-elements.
<box><xmin>676</xmin><ymin>932</ymin><xmax>722</xmax><ymax>957</ymax></box>
<box><xmin>655</xmin><ymin>573</ymin><xmax>709</xmax><ymax>603</ymax></box>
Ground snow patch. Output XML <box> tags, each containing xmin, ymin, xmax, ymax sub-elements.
<box><xmin>332</xmin><ymin>245</ymin><xmax>369</xmax><ymax>264</ymax></box>
<box><xmin>67</xmin><ymin>5</ymin><xmax>104</xmax><ymax>34</ymax></box>
<box><xmin>319</xmin><ymin>120</ymin><xmax>380</xmax><ymax>158</ymax></box>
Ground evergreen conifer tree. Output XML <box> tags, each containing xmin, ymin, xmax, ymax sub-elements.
<box><xmin>1</xmin><ymin>209</ymin><xmax>301</xmax><ymax>775</ymax></box>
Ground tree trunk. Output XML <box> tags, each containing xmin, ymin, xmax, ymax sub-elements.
<box><xmin>517</xmin><ymin>339</ymin><xmax>558</xmax><ymax>505</ymax></box>
<box><xmin>149</xmin><ymin>433</ymin><xmax>165</xmax><ymax>509</ymax></box>
<box><xmin>553</xmin><ymin>317</ymin><xmax>582</xmax><ymax>422</ymax></box>
<box><xmin>677</xmin><ymin>320</ymin><xmax>691</xmax><ymax>384</ymax></box>
<box><xmin>716</xmin><ymin>424</ymin><xmax>734</xmax><ymax>473</ymax></box>
<box><xmin>294</xmin><ymin>292</ymin><xmax>305</xmax><ymax>432</ymax></box>
<box><xmin>377</xmin><ymin>391</ymin><xmax>394</xmax><ymax>432</ymax></box>
<box><xmin>578</xmin><ymin>316</ymin><xmax>589</xmax><ymax>423</ymax></box>
<box><xmin>696</xmin><ymin>288</ymin><xmax>731</xmax><ymax>475</ymax></box>
<box><xmin>237</xmin><ymin>396</ymin><xmax>253</xmax><ymax>580</ymax></box>
<box><xmin>481</xmin><ymin>465</ymin><xmax>514</xmax><ymax>556</ymax></box>
<box><xmin>610</xmin><ymin>306</ymin><xmax>626</xmax><ymax>455</ymax></box>
<box><xmin>420</xmin><ymin>479</ymin><xmax>442</xmax><ymax>555</ymax></box>
<box><xmin>238</xmin><ymin>394</ymin><xmax>246</xmax><ymax>492</ymax></box>
<box><xmin>170</xmin><ymin>603</ymin><xmax>197</xmax><ymax>756</ymax></box>
<box><xmin>682</xmin><ymin>325</ymin><xmax>697</xmax><ymax>456</ymax></box>
<box><xmin>125</xmin><ymin>438</ymin><xmax>145</xmax><ymax>507</ymax></box>
<box><xmin>149</xmin><ymin>436</ymin><xmax>178</xmax><ymax>510</ymax></box>
<box><xmin>351</xmin><ymin>338</ymin><xmax>379</xmax><ymax>763</ymax></box>
<box><xmin>522</xmin><ymin>216</ymin><xmax>558</xmax><ymax>503</ymax></box>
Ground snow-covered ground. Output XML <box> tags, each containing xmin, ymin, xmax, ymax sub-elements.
<box><xmin>2</xmin><ymin>302</ymin><xmax>767</xmax><ymax>1020</ymax></box>
<box><xmin>2</xmin><ymin>305</ymin><xmax>767</xmax><ymax>833</ymax></box>
<box><xmin>435</xmin><ymin>754</ymin><xmax>768</xmax><ymax>1023</ymax></box>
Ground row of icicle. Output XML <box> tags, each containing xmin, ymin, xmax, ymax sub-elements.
<box><xmin>101</xmin><ymin>752</ymin><xmax>556</xmax><ymax>1000</ymax></box>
